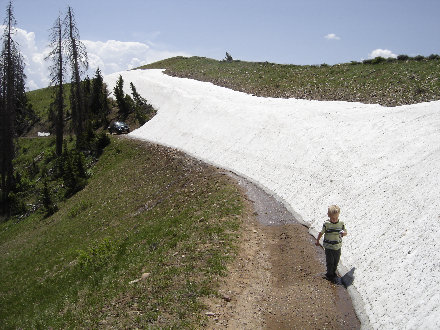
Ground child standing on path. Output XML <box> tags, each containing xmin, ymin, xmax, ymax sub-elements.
<box><xmin>315</xmin><ymin>205</ymin><xmax>347</xmax><ymax>283</ymax></box>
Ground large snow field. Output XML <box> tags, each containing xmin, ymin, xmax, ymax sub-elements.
<box><xmin>104</xmin><ymin>69</ymin><xmax>440</xmax><ymax>329</ymax></box>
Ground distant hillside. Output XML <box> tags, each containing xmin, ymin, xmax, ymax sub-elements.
<box><xmin>140</xmin><ymin>56</ymin><xmax>440</xmax><ymax>106</ymax></box>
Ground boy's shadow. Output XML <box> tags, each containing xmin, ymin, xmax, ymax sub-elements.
<box><xmin>341</xmin><ymin>267</ymin><xmax>356</xmax><ymax>288</ymax></box>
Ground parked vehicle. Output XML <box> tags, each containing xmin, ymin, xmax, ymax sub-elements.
<box><xmin>108</xmin><ymin>121</ymin><xmax>130</xmax><ymax>134</ymax></box>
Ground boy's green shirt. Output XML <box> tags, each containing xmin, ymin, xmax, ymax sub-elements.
<box><xmin>320</xmin><ymin>220</ymin><xmax>345</xmax><ymax>250</ymax></box>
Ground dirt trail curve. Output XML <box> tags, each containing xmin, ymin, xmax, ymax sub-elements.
<box><xmin>205</xmin><ymin>171</ymin><xmax>360</xmax><ymax>329</ymax></box>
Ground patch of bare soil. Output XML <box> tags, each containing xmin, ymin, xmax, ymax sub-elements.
<box><xmin>205</xmin><ymin>173</ymin><xmax>360</xmax><ymax>329</ymax></box>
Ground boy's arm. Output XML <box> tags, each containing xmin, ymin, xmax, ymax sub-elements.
<box><xmin>315</xmin><ymin>232</ymin><xmax>323</xmax><ymax>246</ymax></box>
<box><xmin>341</xmin><ymin>224</ymin><xmax>347</xmax><ymax>237</ymax></box>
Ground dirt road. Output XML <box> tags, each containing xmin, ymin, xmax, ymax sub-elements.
<box><xmin>205</xmin><ymin>172</ymin><xmax>360</xmax><ymax>329</ymax></box>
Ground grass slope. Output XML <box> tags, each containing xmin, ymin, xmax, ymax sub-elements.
<box><xmin>27</xmin><ymin>84</ymin><xmax>72</xmax><ymax>121</ymax></box>
<box><xmin>25</xmin><ymin>85</ymin><xmax>74</xmax><ymax>136</ymax></box>
<box><xmin>141</xmin><ymin>56</ymin><xmax>440</xmax><ymax>106</ymax></box>
<box><xmin>0</xmin><ymin>137</ymin><xmax>243</xmax><ymax>328</ymax></box>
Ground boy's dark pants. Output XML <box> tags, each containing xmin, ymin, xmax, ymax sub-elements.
<box><xmin>325</xmin><ymin>248</ymin><xmax>341</xmax><ymax>279</ymax></box>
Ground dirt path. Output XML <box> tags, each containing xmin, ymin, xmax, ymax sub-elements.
<box><xmin>205</xmin><ymin>172</ymin><xmax>360</xmax><ymax>329</ymax></box>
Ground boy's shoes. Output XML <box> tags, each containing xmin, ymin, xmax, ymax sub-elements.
<box><xmin>324</xmin><ymin>274</ymin><xmax>335</xmax><ymax>281</ymax></box>
<box><xmin>325</xmin><ymin>274</ymin><xmax>342</xmax><ymax>285</ymax></box>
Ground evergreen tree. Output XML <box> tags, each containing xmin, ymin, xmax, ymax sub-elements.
<box><xmin>0</xmin><ymin>1</ymin><xmax>27</xmax><ymax>214</ymax></box>
<box><xmin>81</xmin><ymin>76</ymin><xmax>91</xmax><ymax>131</ymax></box>
<box><xmin>130</xmin><ymin>82</ymin><xmax>155</xmax><ymax>125</ymax></box>
<box><xmin>130</xmin><ymin>82</ymin><xmax>146</xmax><ymax>107</ymax></box>
<box><xmin>46</xmin><ymin>15</ymin><xmax>65</xmax><ymax>156</ymax></box>
<box><xmin>13</xmin><ymin>62</ymin><xmax>36</xmax><ymax>136</ymax></box>
<box><xmin>80</xmin><ymin>75</ymin><xmax>97</xmax><ymax>149</ymax></box>
<box><xmin>224</xmin><ymin>52</ymin><xmax>233</xmax><ymax>62</ymax></box>
<box><xmin>90</xmin><ymin>68</ymin><xmax>109</xmax><ymax>128</ymax></box>
<box><xmin>14</xmin><ymin>91</ymin><xmax>37</xmax><ymax>136</ymax></box>
<box><xmin>62</xmin><ymin>148</ymin><xmax>87</xmax><ymax>198</ymax></box>
<box><xmin>63</xmin><ymin>6</ymin><xmax>88</xmax><ymax>149</ymax></box>
<box><xmin>113</xmin><ymin>75</ymin><xmax>133</xmax><ymax>117</ymax></box>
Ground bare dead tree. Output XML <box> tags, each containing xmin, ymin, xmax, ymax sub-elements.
<box><xmin>63</xmin><ymin>6</ymin><xmax>88</xmax><ymax>149</ymax></box>
<box><xmin>46</xmin><ymin>15</ymin><xmax>65</xmax><ymax>156</ymax></box>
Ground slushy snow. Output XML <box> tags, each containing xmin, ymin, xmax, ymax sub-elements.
<box><xmin>104</xmin><ymin>69</ymin><xmax>440</xmax><ymax>329</ymax></box>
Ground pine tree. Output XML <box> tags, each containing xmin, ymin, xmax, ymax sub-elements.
<box><xmin>130</xmin><ymin>82</ymin><xmax>146</xmax><ymax>106</ymax></box>
<box><xmin>113</xmin><ymin>74</ymin><xmax>133</xmax><ymax>117</ymax></box>
<box><xmin>62</xmin><ymin>148</ymin><xmax>87</xmax><ymax>198</ymax></box>
<box><xmin>130</xmin><ymin>82</ymin><xmax>155</xmax><ymax>125</ymax></box>
<box><xmin>63</xmin><ymin>6</ymin><xmax>88</xmax><ymax>149</ymax></box>
<box><xmin>90</xmin><ymin>68</ymin><xmax>109</xmax><ymax>128</ymax></box>
<box><xmin>13</xmin><ymin>56</ymin><xmax>36</xmax><ymax>137</ymax></box>
<box><xmin>14</xmin><ymin>77</ymin><xmax>36</xmax><ymax>136</ymax></box>
<box><xmin>0</xmin><ymin>1</ymin><xmax>27</xmax><ymax>214</ymax></box>
<box><xmin>82</xmin><ymin>75</ymin><xmax>92</xmax><ymax>125</ymax></box>
<box><xmin>82</xmin><ymin>75</ymin><xmax>96</xmax><ymax>150</ymax></box>
<box><xmin>46</xmin><ymin>15</ymin><xmax>65</xmax><ymax>156</ymax></box>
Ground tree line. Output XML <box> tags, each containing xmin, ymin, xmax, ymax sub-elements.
<box><xmin>0</xmin><ymin>1</ymin><xmax>155</xmax><ymax>218</ymax></box>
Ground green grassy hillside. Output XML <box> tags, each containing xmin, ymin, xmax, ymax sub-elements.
<box><xmin>141</xmin><ymin>56</ymin><xmax>440</xmax><ymax>106</ymax></box>
<box><xmin>0</xmin><ymin>137</ymin><xmax>244</xmax><ymax>328</ymax></box>
<box><xmin>26</xmin><ymin>85</ymin><xmax>70</xmax><ymax>120</ymax></box>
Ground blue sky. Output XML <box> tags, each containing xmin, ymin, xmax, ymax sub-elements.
<box><xmin>2</xmin><ymin>0</ymin><xmax>440</xmax><ymax>90</ymax></box>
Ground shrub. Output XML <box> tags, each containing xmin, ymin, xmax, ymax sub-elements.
<box><xmin>94</xmin><ymin>131</ymin><xmax>110</xmax><ymax>156</ymax></box>
<box><xmin>77</xmin><ymin>237</ymin><xmax>121</xmax><ymax>273</ymax></box>
<box><xmin>16</xmin><ymin>173</ymin><xmax>33</xmax><ymax>192</ymax></box>
<box><xmin>397</xmin><ymin>54</ymin><xmax>409</xmax><ymax>61</ymax></box>
<box><xmin>41</xmin><ymin>178</ymin><xmax>58</xmax><ymax>217</ymax></box>
<box><xmin>413</xmin><ymin>55</ymin><xmax>425</xmax><ymax>61</ymax></box>
<box><xmin>371</xmin><ymin>56</ymin><xmax>386</xmax><ymax>64</ymax></box>
<box><xmin>7</xmin><ymin>192</ymin><xmax>27</xmax><ymax>216</ymax></box>
<box><xmin>428</xmin><ymin>54</ymin><xmax>440</xmax><ymax>60</ymax></box>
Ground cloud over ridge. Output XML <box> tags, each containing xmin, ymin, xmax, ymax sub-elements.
<box><xmin>83</xmin><ymin>39</ymin><xmax>189</xmax><ymax>75</ymax></box>
<box><xmin>369</xmin><ymin>48</ymin><xmax>397</xmax><ymax>59</ymax></box>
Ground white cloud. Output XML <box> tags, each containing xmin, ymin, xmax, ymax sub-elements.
<box><xmin>0</xmin><ymin>25</ymin><xmax>189</xmax><ymax>90</ymax></box>
<box><xmin>83</xmin><ymin>39</ymin><xmax>190</xmax><ymax>79</ymax></box>
<box><xmin>324</xmin><ymin>33</ymin><xmax>340</xmax><ymax>40</ymax></box>
<box><xmin>369</xmin><ymin>48</ymin><xmax>397</xmax><ymax>59</ymax></box>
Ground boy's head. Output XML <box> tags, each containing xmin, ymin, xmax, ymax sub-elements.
<box><xmin>328</xmin><ymin>205</ymin><xmax>340</xmax><ymax>223</ymax></box>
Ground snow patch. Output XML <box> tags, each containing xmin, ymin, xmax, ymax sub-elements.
<box><xmin>104</xmin><ymin>69</ymin><xmax>440</xmax><ymax>330</ymax></box>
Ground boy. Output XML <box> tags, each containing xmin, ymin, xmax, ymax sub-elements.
<box><xmin>315</xmin><ymin>205</ymin><xmax>347</xmax><ymax>283</ymax></box>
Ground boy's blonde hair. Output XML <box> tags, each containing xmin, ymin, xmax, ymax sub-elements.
<box><xmin>328</xmin><ymin>205</ymin><xmax>340</xmax><ymax>216</ymax></box>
